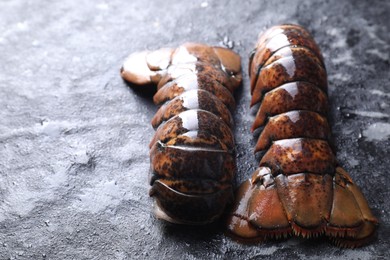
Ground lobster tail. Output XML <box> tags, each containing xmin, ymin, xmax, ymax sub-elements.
<box><xmin>121</xmin><ymin>43</ymin><xmax>242</xmax><ymax>224</ymax></box>
<box><xmin>227</xmin><ymin>24</ymin><xmax>378</xmax><ymax>247</ymax></box>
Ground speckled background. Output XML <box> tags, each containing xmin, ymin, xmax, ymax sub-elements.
<box><xmin>0</xmin><ymin>0</ymin><xmax>389</xmax><ymax>259</ymax></box>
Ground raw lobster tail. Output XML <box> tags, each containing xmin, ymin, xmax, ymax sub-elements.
<box><xmin>121</xmin><ymin>43</ymin><xmax>242</xmax><ymax>224</ymax></box>
<box><xmin>227</xmin><ymin>24</ymin><xmax>378</xmax><ymax>247</ymax></box>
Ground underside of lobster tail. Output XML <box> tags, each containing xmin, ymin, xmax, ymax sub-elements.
<box><xmin>227</xmin><ymin>24</ymin><xmax>378</xmax><ymax>248</ymax></box>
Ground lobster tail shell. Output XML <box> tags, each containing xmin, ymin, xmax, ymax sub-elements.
<box><xmin>121</xmin><ymin>43</ymin><xmax>242</xmax><ymax>224</ymax></box>
<box><xmin>227</xmin><ymin>24</ymin><xmax>378</xmax><ymax>247</ymax></box>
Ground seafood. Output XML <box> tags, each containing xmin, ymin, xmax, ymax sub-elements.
<box><xmin>121</xmin><ymin>43</ymin><xmax>242</xmax><ymax>224</ymax></box>
<box><xmin>227</xmin><ymin>24</ymin><xmax>378</xmax><ymax>247</ymax></box>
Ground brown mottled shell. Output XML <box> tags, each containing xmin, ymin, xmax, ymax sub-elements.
<box><xmin>149</xmin><ymin>110</ymin><xmax>234</xmax><ymax>151</ymax></box>
<box><xmin>260</xmin><ymin>138</ymin><xmax>336</xmax><ymax>176</ymax></box>
<box><xmin>173</xmin><ymin>43</ymin><xmax>242</xmax><ymax>77</ymax></box>
<box><xmin>158</xmin><ymin>62</ymin><xmax>240</xmax><ymax>93</ymax></box>
<box><xmin>275</xmin><ymin>173</ymin><xmax>333</xmax><ymax>229</ymax></box>
<box><xmin>255</xmin><ymin>24</ymin><xmax>315</xmax><ymax>51</ymax></box>
<box><xmin>251</xmin><ymin>46</ymin><xmax>327</xmax><ymax>106</ymax></box>
<box><xmin>150</xmin><ymin>141</ymin><xmax>236</xmax><ymax>183</ymax></box>
<box><xmin>153</xmin><ymin>73</ymin><xmax>236</xmax><ymax>111</ymax></box>
<box><xmin>249</xmin><ymin>24</ymin><xmax>323</xmax><ymax>90</ymax></box>
<box><xmin>252</xmin><ymin>82</ymin><xmax>328</xmax><ymax>131</ymax></box>
<box><xmin>155</xmin><ymin>43</ymin><xmax>242</xmax><ymax>92</ymax></box>
<box><xmin>255</xmin><ymin>110</ymin><xmax>331</xmax><ymax>152</ymax></box>
<box><xmin>151</xmin><ymin>89</ymin><xmax>233</xmax><ymax>129</ymax></box>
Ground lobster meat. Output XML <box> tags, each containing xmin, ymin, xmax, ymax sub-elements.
<box><xmin>121</xmin><ymin>43</ymin><xmax>242</xmax><ymax>224</ymax></box>
<box><xmin>227</xmin><ymin>24</ymin><xmax>378</xmax><ymax>247</ymax></box>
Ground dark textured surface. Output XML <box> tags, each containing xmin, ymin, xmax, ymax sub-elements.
<box><xmin>0</xmin><ymin>0</ymin><xmax>389</xmax><ymax>259</ymax></box>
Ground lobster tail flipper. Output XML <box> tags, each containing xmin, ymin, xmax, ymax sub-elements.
<box><xmin>327</xmin><ymin>167</ymin><xmax>378</xmax><ymax>248</ymax></box>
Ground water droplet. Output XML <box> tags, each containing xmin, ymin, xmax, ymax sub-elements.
<box><xmin>16</xmin><ymin>21</ymin><xmax>28</xmax><ymax>31</ymax></box>
<box><xmin>363</xmin><ymin>122</ymin><xmax>390</xmax><ymax>141</ymax></box>
<box><xmin>96</xmin><ymin>3</ymin><xmax>109</xmax><ymax>10</ymax></box>
<box><xmin>32</xmin><ymin>40</ymin><xmax>40</xmax><ymax>47</ymax></box>
<box><xmin>221</xmin><ymin>36</ymin><xmax>234</xmax><ymax>49</ymax></box>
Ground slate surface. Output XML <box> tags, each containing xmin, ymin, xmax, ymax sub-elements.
<box><xmin>0</xmin><ymin>0</ymin><xmax>389</xmax><ymax>259</ymax></box>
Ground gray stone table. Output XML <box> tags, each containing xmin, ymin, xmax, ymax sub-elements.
<box><xmin>0</xmin><ymin>0</ymin><xmax>389</xmax><ymax>259</ymax></box>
